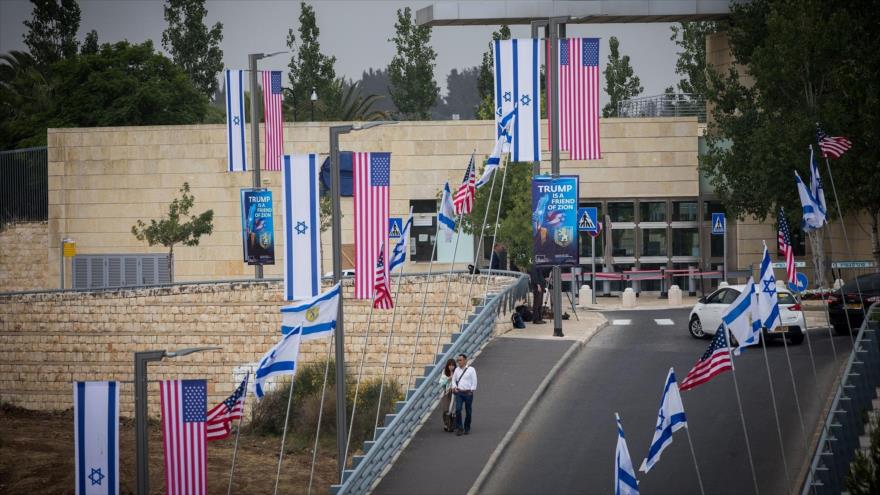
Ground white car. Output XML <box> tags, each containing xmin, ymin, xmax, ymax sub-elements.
<box><xmin>687</xmin><ymin>284</ymin><xmax>807</xmax><ymax>345</ymax></box>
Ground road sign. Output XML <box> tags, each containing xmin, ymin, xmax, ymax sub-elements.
<box><xmin>62</xmin><ymin>240</ymin><xmax>76</xmax><ymax>257</ymax></box>
<box><xmin>388</xmin><ymin>218</ymin><xmax>403</xmax><ymax>239</ymax></box>
<box><xmin>711</xmin><ymin>213</ymin><xmax>725</xmax><ymax>235</ymax></box>
<box><xmin>788</xmin><ymin>272</ymin><xmax>809</xmax><ymax>293</ymax></box>
<box><xmin>830</xmin><ymin>260</ymin><xmax>876</xmax><ymax>269</ymax></box>
<box><xmin>772</xmin><ymin>261</ymin><xmax>806</xmax><ymax>269</ymax></box>
<box><xmin>578</xmin><ymin>207</ymin><xmax>598</xmax><ymax>233</ymax></box>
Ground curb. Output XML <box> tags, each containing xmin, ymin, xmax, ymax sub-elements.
<box><xmin>467</xmin><ymin>320</ymin><xmax>609</xmax><ymax>495</ymax></box>
<box><xmin>579</xmin><ymin>304</ymin><xmax>695</xmax><ymax>312</ymax></box>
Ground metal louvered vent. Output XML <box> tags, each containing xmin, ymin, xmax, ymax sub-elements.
<box><xmin>71</xmin><ymin>254</ymin><xmax>171</xmax><ymax>290</ymax></box>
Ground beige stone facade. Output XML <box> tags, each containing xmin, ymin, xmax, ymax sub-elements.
<box><xmin>0</xmin><ymin>222</ymin><xmax>48</xmax><ymax>292</ymax></box>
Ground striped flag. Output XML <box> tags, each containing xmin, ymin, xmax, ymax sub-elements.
<box><xmin>282</xmin><ymin>154</ymin><xmax>321</xmax><ymax>300</ymax></box>
<box><xmin>225</xmin><ymin>69</ymin><xmax>247</xmax><ymax>172</ymax></box>
<box><xmin>373</xmin><ymin>243</ymin><xmax>394</xmax><ymax>309</ymax></box>
<box><xmin>354</xmin><ymin>152</ymin><xmax>391</xmax><ymax>299</ymax></box>
<box><xmin>262</xmin><ymin>70</ymin><xmax>284</xmax><ymax>171</ymax></box>
<box><xmin>453</xmin><ymin>155</ymin><xmax>476</xmax><ymax>215</ymax></box>
<box><xmin>74</xmin><ymin>381</ymin><xmax>119</xmax><ymax>495</ymax></box>
<box><xmin>494</xmin><ymin>38</ymin><xmax>541</xmax><ymax>162</ymax></box>
<box><xmin>559</xmin><ymin>38</ymin><xmax>601</xmax><ymax>160</ymax></box>
<box><xmin>679</xmin><ymin>327</ymin><xmax>732</xmax><ymax>392</ymax></box>
<box><xmin>160</xmin><ymin>379</ymin><xmax>207</xmax><ymax>495</ymax></box>
<box><xmin>816</xmin><ymin>124</ymin><xmax>851</xmax><ymax>159</ymax></box>
<box><xmin>777</xmin><ymin>208</ymin><xmax>796</xmax><ymax>285</ymax></box>
<box><xmin>206</xmin><ymin>373</ymin><xmax>248</xmax><ymax>441</ymax></box>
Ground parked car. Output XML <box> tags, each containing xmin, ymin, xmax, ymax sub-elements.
<box><xmin>826</xmin><ymin>273</ymin><xmax>880</xmax><ymax>335</ymax></box>
<box><xmin>688</xmin><ymin>284</ymin><xmax>806</xmax><ymax>345</ymax></box>
<box><xmin>323</xmin><ymin>269</ymin><xmax>356</xmax><ymax>278</ymax></box>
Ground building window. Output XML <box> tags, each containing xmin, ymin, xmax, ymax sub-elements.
<box><xmin>410</xmin><ymin>200</ymin><xmax>436</xmax><ymax>262</ymax></box>
<box><xmin>672</xmin><ymin>201</ymin><xmax>698</xmax><ymax>222</ymax></box>
<box><xmin>641</xmin><ymin>228</ymin><xmax>668</xmax><ymax>256</ymax></box>
<box><xmin>673</xmin><ymin>228</ymin><xmax>700</xmax><ymax>257</ymax></box>
<box><xmin>640</xmin><ymin>201</ymin><xmax>667</xmax><ymax>222</ymax></box>
<box><xmin>612</xmin><ymin>229</ymin><xmax>635</xmax><ymax>257</ymax></box>
<box><xmin>608</xmin><ymin>202</ymin><xmax>635</xmax><ymax>223</ymax></box>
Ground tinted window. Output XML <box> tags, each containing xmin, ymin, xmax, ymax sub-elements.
<box><xmin>843</xmin><ymin>274</ymin><xmax>880</xmax><ymax>294</ymax></box>
<box><xmin>777</xmin><ymin>292</ymin><xmax>797</xmax><ymax>305</ymax></box>
<box><xmin>706</xmin><ymin>289</ymin><xmax>729</xmax><ymax>304</ymax></box>
<box><xmin>721</xmin><ymin>289</ymin><xmax>741</xmax><ymax>304</ymax></box>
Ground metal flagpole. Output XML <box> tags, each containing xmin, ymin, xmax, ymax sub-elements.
<box><xmin>725</xmin><ymin>325</ymin><xmax>760</xmax><ymax>495</ymax></box>
<box><xmin>343</xmin><ymin>300</ymin><xmax>377</xmax><ymax>469</ymax></box>
<box><xmin>818</xmin><ymin>288</ymin><xmax>838</xmax><ymax>362</ymax></box>
<box><xmin>683</xmin><ymin>426</ymin><xmax>706</xmax><ymax>495</ymax></box>
<box><xmin>405</xmin><ymin>227</ymin><xmax>441</xmax><ymax>391</ymax></box>
<box><xmin>226</xmin><ymin>372</ymin><xmax>250</xmax><ymax>495</ymax></box>
<box><xmin>273</xmin><ymin>377</ymin><xmax>297</xmax><ymax>495</ymax></box>
<box><xmin>778</xmin><ymin>328</ymin><xmax>810</xmax><ymax>454</ymax></box>
<box><xmin>307</xmin><ymin>335</ymin><xmax>335</xmax><ymax>495</ymax></box>
<box><xmin>794</xmin><ymin>292</ymin><xmax>818</xmax><ymax>381</ymax></box>
<box><xmin>759</xmin><ymin>333</ymin><xmax>792</xmax><ymax>492</ymax></box>
<box><xmin>483</xmin><ymin>157</ymin><xmax>511</xmax><ymax>296</ymax></box>
<box><xmin>432</xmin><ymin>210</ymin><xmax>466</xmax><ymax>358</ymax></box>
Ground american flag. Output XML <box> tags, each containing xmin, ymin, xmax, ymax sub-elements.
<box><xmin>679</xmin><ymin>328</ymin><xmax>732</xmax><ymax>392</ymax></box>
<box><xmin>816</xmin><ymin>124</ymin><xmax>851</xmax><ymax>159</ymax></box>
<box><xmin>559</xmin><ymin>38</ymin><xmax>601</xmax><ymax>160</ymax></box>
<box><xmin>777</xmin><ymin>208</ymin><xmax>796</xmax><ymax>284</ymax></box>
<box><xmin>262</xmin><ymin>70</ymin><xmax>284</xmax><ymax>171</ymax></box>
<box><xmin>206</xmin><ymin>373</ymin><xmax>248</xmax><ymax>441</ymax></box>
<box><xmin>372</xmin><ymin>244</ymin><xmax>394</xmax><ymax>309</ymax></box>
<box><xmin>453</xmin><ymin>155</ymin><xmax>475</xmax><ymax>215</ymax></box>
<box><xmin>354</xmin><ymin>152</ymin><xmax>390</xmax><ymax>299</ymax></box>
<box><xmin>160</xmin><ymin>379</ymin><xmax>207</xmax><ymax>495</ymax></box>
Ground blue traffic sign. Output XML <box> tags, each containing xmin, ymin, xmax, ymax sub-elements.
<box><xmin>578</xmin><ymin>207</ymin><xmax>599</xmax><ymax>233</ymax></box>
<box><xmin>788</xmin><ymin>272</ymin><xmax>808</xmax><ymax>293</ymax></box>
<box><xmin>388</xmin><ymin>217</ymin><xmax>403</xmax><ymax>238</ymax></box>
<box><xmin>711</xmin><ymin>213</ymin><xmax>726</xmax><ymax>235</ymax></box>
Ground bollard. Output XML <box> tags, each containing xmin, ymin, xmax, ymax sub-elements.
<box><xmin>578</xmin><ymin>285</ymin><xmax>593</xmax><ymax>307</ymax></box>
<box><xmin>668</xmin><ymin>285</ymin><xmax>683</xmax><ymax>306</ymax></box>
<box><xmin>621</xmin><ymin>288</ymin><xmax>637</xmax><ymax>308</ymax></box>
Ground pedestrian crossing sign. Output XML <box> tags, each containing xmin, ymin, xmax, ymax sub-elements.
<box><xmin>711</xmin><ymin>213</ymin><xmax>725</xmax><ymax>235</ymax></box>
<box><xmin>389</xmin><ymin>217</ymin><xmax>403</xmax><ymax>238</ymax></box>
<box><xmin>578</xmin><ymin>207</ymin><xmax>599</xmax><ymax>233</ymax></box>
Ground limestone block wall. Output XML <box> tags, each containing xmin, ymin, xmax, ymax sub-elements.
<box><xmin>0</xmin><ymin>274</ymin><xmax>518</xmax><ymax>416</ymax></box>
<box><xmin>0</xmin><ymin>222</ymin><xmax>48</xmax><ymax>292</ymax></box>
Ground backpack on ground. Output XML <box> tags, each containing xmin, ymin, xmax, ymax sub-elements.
<box><xmin>515</xmin><ymin>304</ymin><xmax>534</xmax><ymax>322</ymax></box>
<box><xmin>511</xmin><ymin>311</ymin><xmax>526</xmax><ymax>329</ymax></box>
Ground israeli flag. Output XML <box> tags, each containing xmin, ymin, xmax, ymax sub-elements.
<box><xmin>389</xmin><ymin>212</ymin><xmax>412</xmax><ymax>272</ymax></box>
<box><xmin>809</xmin><ymin>146</ymin><xmax>828</xmax><ymax>216</ymax></box>
<box><xmin>74</xmin><ymin>381</ymin><xmax>119</xmax><ymax>495</ymax></box>
<box><xmin>722</xmin><ymin>276</ymin><xmax>761</xmax><ymax>354</ymax></box>
<box><xmin>615</xmin><ymin>413</ymin><xmax>640</xmax><ymax>495</ymax></box>
<box><xmin>225</xmin><ymin>69</ymin><xmax>247</xmax><ymax>172</ymax></box>
<box><xmin>640</xmin><ymin>368</ymin><xmax>687</xmax><ymax>473</ymax></box>
<box><xmin>476</xmin><ymin>108</ymin><xmax>516</xmax><ymax>189</ymax></box>
<box><xmin>283</xmin><ymin>154</ymin><xmax>322</xmax><ymax>301</ymax></box>
<box><xmin>756</xmin><ymin>242</ymin><xmax>781</xmax><ymax>332</ymax></box>
<box><xmin>280</xmin><ymin>283</ymin><xmax>339</xmax><ymax>341</ymax></box>
<box><xmin>438</xmin><ymin>182</ymin><xmax>456</xmax><ymax>241</ymax></box>
<box><xmin>494</xmin><ymin>39</ymin><xmax>541</xmax><ymax>162</ymax></box>
<box><xmin>255</xmin><ymin>325</ymin><xmax>302</xmax><ymax>398</ymax></box>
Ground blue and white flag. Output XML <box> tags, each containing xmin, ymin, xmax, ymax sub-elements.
<box><xmin>615</xmin><ymin>413</ymin><xmax>640</xmax><ymax>495</ymax></box>
<box><xmin>757</xmin><ymin>242</ymin><xmax>781</xmax><ymax>332</ymax></box>
<box><xmin>225</xmin><ymin>69</ymin><xmax>247</xmax><ymax>172</ymax></box>
<box><xmin>438</xmin><ymin>182</ymin><xmax>456</xmax><ymax>241</ymax></box>
<box><xmin>74</xmin><ymin>381</ymin><xmax>119</xmax><ymax>495</ymax></box>
<box><xmin>389</xmin><ymin>211</ymin><xmax>412</xmax><ymax>272</ymax></box>
<box><xmin>795</xmin><ymin>171</ymin><xmax>825</xmax><ymax>230</ymax></box>
<box><xmin>476</xmin><ymin>108</ymin><xmax>516</xmax><ymax>189</ymax></box>
<box><xmin>282</xmin><ymin>154</ymin><xmax>322</xmax><ymax>300</ymax></box>
<box><xmin>280</xmin><ymin>283</ymin><xmax>339</xmax><ymax>341</ymax></box>
<box><xmin>494</xmin><ymin>39</ymin><xmax>541</xmax><ymax>162</ymax></box>
<box><xmin>809</xmin><ymin>145</ymin><xmax>828</xmax><ymax>217</ymax></box>
<box><xmin>722</xmin><ymin>276</ymin><xmax>761</xmax><ymax>353</ymax></box>
<box><xmin>640</xmin><ymin>368</ymin><xmax>688</xmax><ymax>473</ymax></box>
<box><xmin>255</xmin><ymin>325</ymin><xmax>302</xmax><ymax>399</ymax></box>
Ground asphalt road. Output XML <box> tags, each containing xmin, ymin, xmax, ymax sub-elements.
<box><xmin>480</xmin><ymin>308</ymin><xmax>852</xmax><ymax>495</ymax></box>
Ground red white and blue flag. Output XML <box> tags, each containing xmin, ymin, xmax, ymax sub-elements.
<box><xmin>262</xmin><ymin>70</ymin><xmax>284</xmax><ymax>171</ymax></box>
<box><xmin>816</xmin><ymin>124</ymin><xmax>851</xmax><ymax>159</ymax></box>
<box><xmin>206</xmin><ymin>373</ymin><xmax>248</xmax><ymax>441</ymax></box>
<box><xmin>679</xmin><ymin>329</ymin><xmax>732</xmax><ymax>391</ymax></box>
<box><xmin>777</xmin><ymin>208</ymin><xmax>796</xmax><ymax>285</ymax></box>
<box><xmin>354</xmin><ymin>152</ymin><xmax>391</xmax><ymax>299</ymax></box>
<box><xmin>559</xmin><ymin>38</ymin><xmax>601</xmax><ymax>160</ymax></box>
<box><xmin>453</xmin><ymin>156</ymin><xmax>476</xmax><ymax>215</ymax></box>
<box><xmin>160</xmin><ymin>379</ymin><xmax>207</xmax><ymax>495</ymax></box>
<box><xmin>372</xmin><ymin>244</ymin><xmax>394</xmax><ymax>309</ymax></box>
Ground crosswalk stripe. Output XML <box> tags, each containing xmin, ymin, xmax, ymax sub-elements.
<box><xmin>612</xmin><ymin>319</ymin><xmax>631</xmax><ymax>326</ymax></box>
<box><xmin>654</xmin><ymin>319</ymin><xmax>674</xmax><ymax>326</ymax></box>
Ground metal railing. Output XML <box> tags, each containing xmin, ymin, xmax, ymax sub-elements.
<box><xmin>0</xmin><ymin>146</ymin><xmax>48</xmax><ymax>228</ymax></box>
<box><xmin>616</xmin><ymin>93</ymin><xmax>706</xmax><ymax>123</ymax></box>
<box><xmin>801</xmin><ymin>302</ymin><xmax>880</xmax><ymax>494</ymax></box>
<box><xmin>332</xmin><ymin>271</ymin><xmax>531</xmax><ymax>495</ymax></box>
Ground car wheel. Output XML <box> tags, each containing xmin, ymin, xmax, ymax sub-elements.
<box><xmin>789</xmin><ymin>330</ymin><xmax>804</xmax><ymax>345</ymax></box>
<box><xmin>688</xmin><ymin>316</ymin><xmax>707</xmax><ymax>339</ymax></box>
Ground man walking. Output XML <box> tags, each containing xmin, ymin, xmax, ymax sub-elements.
<box><xmin>452</xmin><ymin>353</ymin><xmax>477</xmax><ymax>436</ymax></box>
<box><xmin>489</xmin><ymin>243</ymin><xmax>507</xmax><ymax>271</ymax></box>
<box><xmin>528</xmin><ymin>264</ymin><xmax>547</xmax><ymax>324</ymax></box>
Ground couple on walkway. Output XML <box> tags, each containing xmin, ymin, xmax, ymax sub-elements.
<box><xmin>439</xmin><ymin>354</ymin><xmax>477</xmax><ymax>436</ymax></box>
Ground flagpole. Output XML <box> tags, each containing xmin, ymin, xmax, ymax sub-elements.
<box><xmin>759</xmin><ymin>332</ymin><xmax>792</xmax><ymax>493</ymax></box>
<box><xmin>778</xmin><ymin>326</ymin><xmax>810</xmax><ymax>454</ymax></box>
<box><xmin>482</xmin><ymin>155</ymin><xmax>512</xmax><ymax>298</ymax></box>
<box><xmin>405</xmin><ymin>225</ymin><xmax>441</xmax><ymax>391</ymax></box>
<box><xmin>226</xmin><ymin>372</ymin><xmax>249</xmax><ymax>495</ymax></box>
<box><xmin>433</xmin><ymin>210</ymin><xmax>466</xmax><ymax>359</ymax></box>
<box><xmin>273</xmin><ymin>376</ymin><xmax>297</xmax><ymax>495</ymax></box>
<box><xmin>307</xmin><ymin>334</ymin><xmax>335</xmax><ymax>495</ymax></box>
<box><xmin>683</xmin><ymin>426</ymin><xmax>706</xmax><ymax>495</ymax></box>
<box><xmin>343</xmin><ymin>296</ymin><xmax>378</xmax><ymax>471</ymax></box>
<box><xmin>817</xmin><ymin>288</ymin><xmax>838</xmax><ymax>362</ymax></box>
<box><xmin>726</xmin><ymin>324</ymin><xmax>761</xmax><ymax>495</ymax></box>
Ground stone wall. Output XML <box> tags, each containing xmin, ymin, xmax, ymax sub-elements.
<box><xmin>0</xmin><ymin>274</ymin><xmax>518</xmax><ymax>416</ymax></box>
<box><xmin>0</xmin><ymin>222</ymin><xmax>48</xmax><ymax>292</ymax></box>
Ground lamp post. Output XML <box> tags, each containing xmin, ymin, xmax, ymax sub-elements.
<box><xmin>310</xmin><ymin>88</ymin><xmax>317</xmax><ymax>121</ymax></box>
<box><xmin>548</xmin><ymin>17</ymin><xmax>569</xmax><ymax>338</ymax></box>
<box><xmin>134</xmin><ymin>346</ymin><xmax>221</xmax><ymax>495</ymax></box>
<box><xmin>247</xmin><ymin>51</ymin><xmax>286</xmax><ymax>280</ymax></box>
<box><xmin>328</xmin><ymin>121</ymin><xmax>396</xmax><ymax>480</ymax></box>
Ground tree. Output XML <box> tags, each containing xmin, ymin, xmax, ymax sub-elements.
<box><xmin>81</xmin><ymin>29</ymin><xmax>99</xmax><ymax>55</ymax></box>
<box><xmin>0</xmin><ymin>50</ymin><xmax>54</xmax><ymax>150</ymax></box>
<box><xmin>22</xmin><ymin>0</ymin><xmax>81</xmax><ymax>67</ymax></box>
<box><xmin>285</xmin><ymin>1</ymin><xmax>338</xmax><ymax>121</ymax></box>
<box><xmin>161</xmin><ymin>0</ymin><xmax>224</xmax><ymax>99</ymax></box>
<box><xmin>319</xmin><ymin>79</ymin><xmax>389</xmax><ymax>121</ymax></box>
<box><xmin>387</xmin><ymin>7</ymin><xmax>439</xmax><ymax>120</ymax></box>
<box><xmin>357</xmin><ymin>68</ymin><xmax>397</xmax><ymax>114</ymax></box>
<box><xmin>475</xmin><ymin>26</ymin><xmax>510</xmax><ymax>120</ymax></box>
<box><xmin>131</xmin><ymin>182</ymin><xmax>214</xmax><ymax>281</ymax></box>
<box><xmin>435</xmin><ymin>67</ymin><xmax>480</xmax><ymax>120</ymax></box>
<box><xmin>669</xmin><ymin>21</ymin><xmax>719</xmax><ymax>98</ymax></box>
<box><xmin>602</xmin><ymin>36</ymin><xmax>643</xmax><ymax>117</ymax></box>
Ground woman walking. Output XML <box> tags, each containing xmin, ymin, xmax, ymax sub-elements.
<box><xmin>439</xmin><ymin>358</ymin><xmax>456</xmax><ymax>431</ymax></box>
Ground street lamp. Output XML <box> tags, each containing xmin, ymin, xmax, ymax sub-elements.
<box><xmin>134</xmin><ymin>346</ymin><xmax>221</xmax><ymax>495</ymax></box>
<box><xmin>310</xmin><ymin>88</ymin><xmax>318</xmax><ymax>121</ymax></box>
<box><xmin>328</xmin><ymin>121</ymin><xmax>396</xmax><ymax>480</ymax></box>
<box><xmin>247</xmin><ymin>50</ymin><xmax>286</xmax><ymax>280</ymax></box>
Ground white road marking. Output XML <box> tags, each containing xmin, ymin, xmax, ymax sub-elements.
<box><xmin>654</xmin><ymin>319</ymin><xmax>674</xmax><ymax>326</ymax></box>
<box><xmin>612</xmin><ymin>319</ymin><xmax>632</xmax><ymax>326</ymax></box>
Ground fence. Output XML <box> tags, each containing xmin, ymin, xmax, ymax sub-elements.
<box><xmin>617</xmin><ymin>93</ymin><xmax>707</xmax><ymax>122</ymax></box>
<box><xmin>801</xmin><ymin>302</ymin><xmax>879</xmax><ymax>494</ymax></box>
<box><xmin>0</xmin><ymin>146</ymin><xmax>48</xmax><ymax>228</ymax></box>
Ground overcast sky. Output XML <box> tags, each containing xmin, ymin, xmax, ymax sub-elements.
<box><xmin>0</xmin><ymin>0</ymin><xmax>683</xmax><ymax>107</ymax></box>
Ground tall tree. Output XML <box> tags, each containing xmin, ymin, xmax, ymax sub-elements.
<box><xmin>669</xmin><ymin>21</ymin><xmax>719</xmax><ymax>98</ymax></box>
<box><xmin>387</xmin><ymin>7</ymin><xmax>439</xmax><ymax>120</ymax></box>
<box><xmin>285</xmin><ymin>1</ymin><xmax>338</xmax><ymax>121</ymax></box>
<box><xmin>475</xmin><ymin>25</ymin><xmax>510</xmax><ymax>120</ymax></box>
<box><xmin>435</xmin><ymin>67</ymin><xmax>480</xmax><ymax>120</ymax></box>
<box><xmin>602</xmin><ymin>36</ymin><xmax>643</xmax><ymax>117</ymax></box>
<box><xmin>161</xmin><ymin>0</ymin><xmax>224</xmax><ymax>99</ymax></box>
<box><xmin>0</xmin><ymin>50</ymin><xmax>54</xmax><ymax>150</ymax></box>
<box><xmin>22</xmin><ymin>0</ymin><xmax>81</xmax><ymax>67</ymax></box>
<box><xmin>81</xmin><ymin>29</ymin><xmax>99</xmax><ymax>55</ymax></box>
<box><xmin>357</xmin><ymin>68</ymin><xmax>397</xmax><ymax>114</ymax></box>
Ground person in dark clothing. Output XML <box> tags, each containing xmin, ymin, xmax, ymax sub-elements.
<box><xmin>489</xmin><ymin>243</ymin><xmax>507</xmax><ymax>271</ymax></box>
<box><xmin>528</xmin><ymin>264</ymin><xmax>547</xmax><ymax>324</ymax></box>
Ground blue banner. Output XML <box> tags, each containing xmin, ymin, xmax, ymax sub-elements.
<box><xmin>241</xmin><ymin>189</ymin><xmax>275</xmax><ymax>265</ymax></box>
<box><xmin>532</xmin><ymin>175</ymin><xmax>579</xmax><ymax>266</ymax></box>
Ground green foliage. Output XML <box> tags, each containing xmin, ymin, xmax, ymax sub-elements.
<box><xmin>475</xmin><ymin>26</ymin><xmax>510</xmax><ymax>120</ymax></box>
<box><xmin>669</xmin><ymin>21</ymin><xmax>719</xmax><ymax>97</ymax></box>
<box><xmin>602</xmin><ymin>37</ymin><xmax>643</xmax><ymax>118</ymax></box>
<box><xmin>387</xmin><ymin>7</ymin><xmax>439</xmax><ymax>120</ymax></box>
<box><xmin>846</xmin><ymin>418</ymin><xmax>880</xmax><ymax>495</ymax></box>
<box><xmin>285</xmin><ymin>1</ymin><xmax>338</xmax><ymax>122</ymax></box>
<box><xmin>22</xmin><ymin>0</ymin><xmax>81</xmax><ymax>67</ymax></box>
<box><xmin>0</xmin><ymin>50</ymin><xmax>54</xmax><ymax>149</ymax></box>
<box><xmin>80</xmin><ymin>30</ymin><xmax>99</xmax><ymax>55</ymax></box>
<box><xmin>161</xmin><ymin>0</ymin><xmax>224</xmax><ymax>99</ymax></box>
<box><xmin>319</xmin><ymin>79</ymin><xmax>389</xmax><ymax>122</ymax></box>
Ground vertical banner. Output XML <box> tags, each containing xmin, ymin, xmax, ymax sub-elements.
<box><xmin>282</xmin><ymin>154</ymin><xmax>322</xmax><ymax>300</ymax></box>
<box><xmin>494</xmin><ymin>38</ymin><xmax>541</xmax><ymax>162</ymax></box>
<box><xmin>74</xmin><ymin>381</ymin><xmax>119</xmax><ymax>495</ymax></box>
<box><xmin>532</xmin><ymin>175</ymin><xmax>579</xmax><ymax>266</ymax></box>
<box><xmin>225</xmin><ymin>69</ymin><xmax>247</xmax><ymax>172</ymax></box>
<box><xmin>240</xmin><ymin>189</ymin><xmax>275</xmax><ymax>265</ymax></box>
